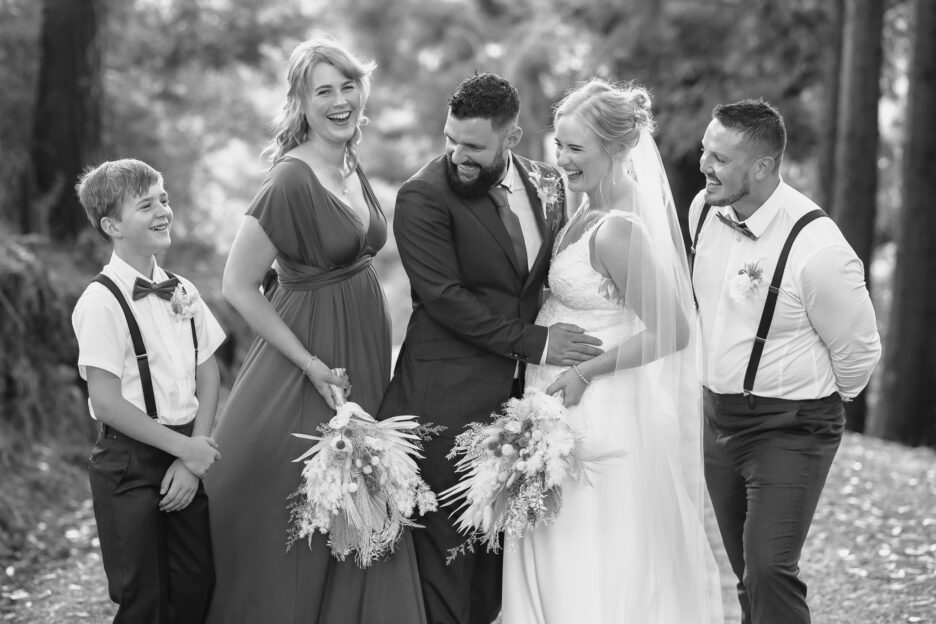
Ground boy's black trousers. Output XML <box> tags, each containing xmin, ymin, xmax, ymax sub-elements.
<box><xmin>89</xmin><ymin>424</ymin><xmax>214</xmax><ymax>624</ymax></box>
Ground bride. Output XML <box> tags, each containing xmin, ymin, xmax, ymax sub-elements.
<box><xmin>501</xmin><ymin>79</ymin><xmax>723</xmax><ymax>623</ymax></box>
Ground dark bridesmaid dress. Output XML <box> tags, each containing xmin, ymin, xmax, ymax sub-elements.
<box><xmin>205</xmin><ymin>157</ymin><xmax>426</xmax><ymax>624</ymax></box>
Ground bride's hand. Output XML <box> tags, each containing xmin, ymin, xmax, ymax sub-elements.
<box><xmin>545</xmin><ymin>368</ymin><xmax>588</xmax><ymax>407</ymax></box>
<box><xmin>302</xmin><ymin>359</ymin><xmax>351</xmax><ymax>410</ymax></box>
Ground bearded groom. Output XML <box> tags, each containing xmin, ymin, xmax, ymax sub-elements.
<box><xmin>378</xmin><ymin>73</ymin><xmax>602</xmax><ymax>624</ymax></box>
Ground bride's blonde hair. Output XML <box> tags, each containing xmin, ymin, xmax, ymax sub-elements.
<box><xmin>553</xmin><ymin>78</ymin><xmax>655</xmax><ymax>159</ymax></box>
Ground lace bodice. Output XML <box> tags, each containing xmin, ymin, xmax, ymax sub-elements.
<box><xmin>548</xmin><ymin>215</ymin><xmax>625</xmax><ymax>313</ymax></box>
<box><xmin>528</xmin><ymin>211</ymin><xmax>646</xmax><ymax>390</ymax></box>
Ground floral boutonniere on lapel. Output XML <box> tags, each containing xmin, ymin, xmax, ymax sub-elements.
<box><xmin>728</xmin><ymin>260</ymin><xmax>766</xmax><ymax>301</ymax></box>
<box><xmin>170</xmin><ymin>284</ymin><xmax>200</xmax><ymax>321</ymax></box>
<box><xmin>528</xmin><ymin>163</ymin><xmax>565</xmax><ymax>234</ymax></box>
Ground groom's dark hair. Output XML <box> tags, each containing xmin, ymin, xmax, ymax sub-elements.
<box><xmin>448</xmin><ymin>72</ymin><xmax>520</xmax><ymax>132</ymax></box>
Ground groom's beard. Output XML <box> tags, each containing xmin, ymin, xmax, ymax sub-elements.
<box><xmin>445</xmin><ymin>151</ymin><xmax>508</xmax><ymax>199</ymax></box>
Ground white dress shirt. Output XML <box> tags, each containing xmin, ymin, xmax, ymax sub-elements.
<box><xmin>689</xmin><ymin>180</ymin><xmax>881</xmax><ymax>400</ymax></box>
<box><xmin>72</xmin><ymin>253</ymin><xmax>227</xmax><ymax>425</ymax></box>
<box><xmin>500</xmin><ymin>154</ymin><xmax>544</xmax><ymax>270</ymax></box>
<box><xmin>499</xmin><ymin>155</ymin><xmax>551</xmax><ymax>367</ymax></box>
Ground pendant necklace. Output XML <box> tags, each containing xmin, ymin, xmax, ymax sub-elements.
<box><xmin>337</xmin><ymin>164</ymin><xmax>350</xmax><ymax>196</ymax></box>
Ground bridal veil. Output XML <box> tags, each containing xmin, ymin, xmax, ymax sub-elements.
<box><xmin>597</xmin><ymin>129</ymin><xmax>724</xmax><ymax>622</ymax></box>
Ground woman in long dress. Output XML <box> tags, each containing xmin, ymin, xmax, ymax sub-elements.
<box><xmin>501</xmin><ymin>79</ymin><xmax>723</xmax><ymax>623</ymax></box>
<box><xmin>205</xmin><ymin>35</ymin><xmax>426</xmax><ymax>624</ymax></box>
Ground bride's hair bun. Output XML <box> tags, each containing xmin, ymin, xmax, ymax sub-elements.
<box><xmin>623</xmin><ymin>85</ymin><xmax>653</xmax><ymax>132</ymax></box>
<box><xmin>554</xmin><ymin>78</ymin><xmax>655</xmax><ymax>156</ymax></box>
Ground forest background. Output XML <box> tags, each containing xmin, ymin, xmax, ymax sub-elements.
<box><xmin>0</xmin><ymin>0</ymin><xmax>935</xmax><ymax>620</ymax></box>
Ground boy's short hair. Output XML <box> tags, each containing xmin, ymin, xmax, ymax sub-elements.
<box><xmin>75</xmin><ymin>159</ymin><xmax>163</xmax><ymax>241</ymax></box>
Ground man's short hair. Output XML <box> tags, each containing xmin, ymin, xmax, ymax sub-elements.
<box><xmin>713</xmin><ymin>99</ymin><xmax>787</xmax><ymax>163</ymax></box>
<box><xmin>75</xmin><ymin>159</ymin><xmax>163</xmax><ymax>241</ymax></box>
<box><xmin>448</xmin><ymin>72</ymin><xmax>520</xmax><ymax>132</ymax></box>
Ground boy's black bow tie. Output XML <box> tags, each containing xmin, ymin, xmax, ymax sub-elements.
<box><xmin>132</xmin><ymin>276</ymin><xmax>179</xmax><ymax>301</ymax></box>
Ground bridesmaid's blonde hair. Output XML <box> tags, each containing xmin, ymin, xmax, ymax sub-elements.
<box><xmin>262</xmin><ymin>33</ymin><xmax>376</xmax><ymax>170</ymax></box>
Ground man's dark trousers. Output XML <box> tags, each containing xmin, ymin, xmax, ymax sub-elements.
<box><xmin>703</xmin><ymin>389</ymin><xmax>844</xmax><ymax>624</ymax></box>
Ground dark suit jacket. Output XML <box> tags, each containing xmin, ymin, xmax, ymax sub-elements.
<box><xmin>379</xmin><ymin>153</ymin><xmax>566</xmax><ymax>444</ymax></box>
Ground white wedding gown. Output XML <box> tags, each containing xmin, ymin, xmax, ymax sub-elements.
<box><xmin>501</xmin><ymin>213</ymin><xmax>723</xmax><ymax>624</ymax></box>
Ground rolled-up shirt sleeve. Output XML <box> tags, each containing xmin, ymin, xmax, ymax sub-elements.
<box><xmin>801</xmin><ymin>245</ymin><xmax>882</xmax><ymax>398</ymax></box>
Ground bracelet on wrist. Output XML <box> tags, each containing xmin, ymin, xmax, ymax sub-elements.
<box><xmin>571</xmin><ymin>364</ymin><xmax>590</xmax><ymax>385</ymax></box>
<box><xmin>301</xmin><ymin>355</ymin><xmax>318</xmax><ymax>377</ymax></box>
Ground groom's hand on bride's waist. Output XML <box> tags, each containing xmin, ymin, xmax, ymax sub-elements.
<box><xmin>544</xmin><ymin>323</ymin><xmax>603</xmax><ymax>366</ymax></box>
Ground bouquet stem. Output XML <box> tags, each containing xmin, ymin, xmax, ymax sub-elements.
<box><xmin>330</xmin><ymin>367</ymin><xmax>347</xmax><ymax>408</ymax></box>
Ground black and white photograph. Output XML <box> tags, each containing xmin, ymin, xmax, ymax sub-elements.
<box><xmin>1</xmin><ymin>1</ymin><xmax>934</xmax><ymax>623</ymax></box>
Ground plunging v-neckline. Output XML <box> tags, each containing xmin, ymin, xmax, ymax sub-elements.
<box><xmin>553</xmin><ymin>205</ymin><xmax>605</xmax><ymax>260</ymax></box>
<box><xmin>282</xmin><ymin>156</ymin><xmax>372</xmax><ymax>233</ymax></box>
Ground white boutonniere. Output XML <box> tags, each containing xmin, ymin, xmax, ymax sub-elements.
<box><xmin>529</xmin><ymin>164</ymin><xmax>564</xmax><ymax>233</ymax></box>
<box><xmin>728</xmin><ymin>260</ymin><xmax>765</xmax><ymax>301</ymax></box>
<box><xmin>169</xmin><ymin>284</ymin><xmax>199</xmax><ymax>320</ymax></box>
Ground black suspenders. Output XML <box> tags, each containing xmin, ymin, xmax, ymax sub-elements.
<box><xmin>689</xmin><ymin>204</ymin><xmax>713</xmax><ymax>308</ymax></box>
<box><xmin>92</xmin><ymin>272</ymin><xmax>198</xmax><ymax>419</ymax></box>
<box><xmin>689</xmin><ymin>203</ymin><xmax>713</xmax><ymax>276</ymax></box>
<box><xmin>690</xmin><ymin>204</ymin><xmax>827</xmax><ymax>403</ymax></box>
<box><xmin>743</xmin><ymin>209</ymin><xmax>825</xmax><ymax>397</ymax></box>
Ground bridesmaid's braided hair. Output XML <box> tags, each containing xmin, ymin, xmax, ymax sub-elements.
<box><xmin>263</xmin><ymin>34</ymin><xmax>376</xmax><ymax>170</ymax></box>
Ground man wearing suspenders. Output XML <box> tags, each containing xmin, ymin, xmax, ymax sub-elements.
<box><xmin>690</xmin><ymin>100</ymin><xmax>881</xmax><ymax>624</ymax></box>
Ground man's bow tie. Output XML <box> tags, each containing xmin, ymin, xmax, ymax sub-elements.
<box><xmin>132</xmin><ymin>276</ymin><xmax>180</xmax><ymax>301</ymax></box>
<box><xmin>715</xmin><ymin>211</ymin><xmax>758</xmax><ymax>241</ymax></box>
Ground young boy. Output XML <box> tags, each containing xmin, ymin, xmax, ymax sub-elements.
<box><xmin>72</xmin><ymin>159</ymin><xmax>226</xmax><ymax>624</ymax></box>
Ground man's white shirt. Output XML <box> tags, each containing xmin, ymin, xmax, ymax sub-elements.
<box><xmin>72</xmin><ymin>253</ymin><xmax>226</xmax><ymax>425</ymax></box>
<box><xmin>500</xmin><ymin>154</ymin><xmax>550</xmax><ymax>366</ymax></box>
<box><xmin>499</xmin><ymin>155</ymin><xmax>544</xmax><ymax>271</ymax></box>
<box><xmin>690</xmin><ymin>180</ymin><xmax>881</xmax><ymax>400</ymax></box>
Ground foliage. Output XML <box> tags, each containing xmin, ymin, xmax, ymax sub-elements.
<box><xmin>99</xmin><ymin>0</ymin><xmax>316</xmax><ymax>244</ymax></box>
<box><xmin>0</xmin><ymin>235</ymin><xmax>91</xmax><ymax>464</ymax></box>
<box><xmin>1</xmin><ymin>0</ymin><xmax>912</xmax><ymax>234</ymax></box>
<box><xmin>0</xmin><ymin>0</ymin><xmax>925</xmax><ymax>472</ymax></box>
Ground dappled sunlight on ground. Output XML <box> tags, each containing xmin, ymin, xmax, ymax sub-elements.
<box><xmin>2</xmin><ymin>432</ymin><xmax>933</xmax><ymax>623</ymax></box>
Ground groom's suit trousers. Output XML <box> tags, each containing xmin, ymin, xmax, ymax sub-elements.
<box><xmin>703</xmin><ymin>390</ymin><xmax>844</xmax><ymax>624</ymax></box>
<box><xmin>380</xmin><ymin>153</ymin><xmax>560</xmax><ymax>624</ymax></box>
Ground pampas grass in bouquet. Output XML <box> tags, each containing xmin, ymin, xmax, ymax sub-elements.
<box><xmin>287</xmin><ymin>368</ymin><xmax>438</xmax><ymax>567</ymax></box>
<box><xmin>440</xmin><ymin>389</ymin><xmax>622</xmax><ymax>562</ymax></box>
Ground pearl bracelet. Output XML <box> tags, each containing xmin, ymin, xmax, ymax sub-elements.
<box><xmin>301</xmin><ymin>355</ymin><xmax>318</xmax><ymax>377</ymax></box>
<box><xmin>571</xmin><ymin>364</ymin><xmax>590</xmax><ymax>385</ymax></box>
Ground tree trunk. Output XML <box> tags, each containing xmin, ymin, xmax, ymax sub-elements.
<box><xmin>0</xmin><ymin>234</ymin><xmax>87</xmax><ymax>459</ymax></box>
<box><xmin>817</xmin><ymin>0</ymin><xmax>844</xmax><ymax>212</ymax></box>
<box><xmin>831</xmin><ymin>0</ymin><xmax>884</xmax><ymax>432</ymax></box>
<box><xmin>872</xmin><ymin>0</ymin><xmax>936</xmax><ymax>447</ymax></box>
<box><xmin>31</xmin><ymin>0</ymin><xmax>103</xmax><ymax>240</ymax></box>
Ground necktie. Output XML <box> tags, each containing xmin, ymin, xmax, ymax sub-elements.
<box><xmin>132</xmin><ymin>276</ymin><xmax>180</xmax><ymax>301</ymax></box>
<box><xmin>715</xmin><ymin>211</ymin><xmax>758</xmax><ymax>241</ymax></box>
<box><xmin>489</xmin><ymin>185</ymin><xmax>528</xmax><ymax>275</ymax></box>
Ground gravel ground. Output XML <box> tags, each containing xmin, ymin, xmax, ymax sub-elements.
<box><xmin>2</xmin><ymin>431</ymin><xmax>934</xmax><ymax>623</ymax></box>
